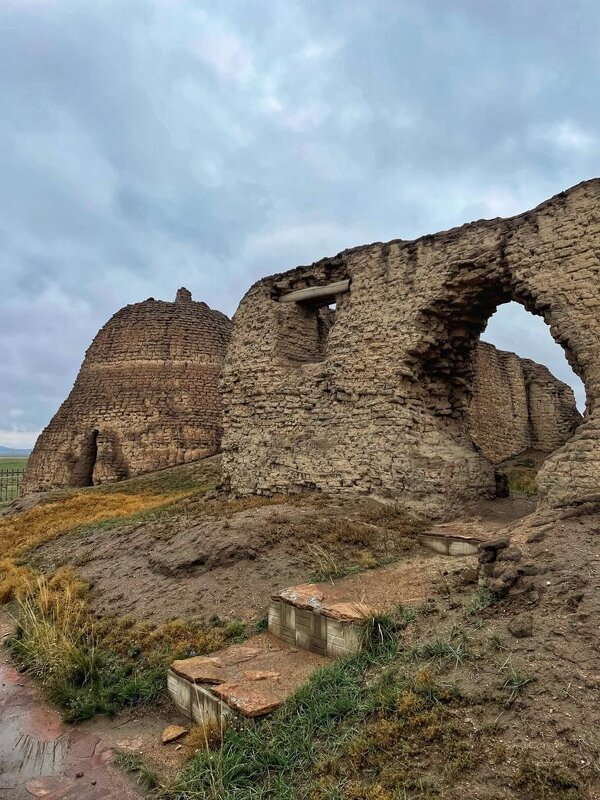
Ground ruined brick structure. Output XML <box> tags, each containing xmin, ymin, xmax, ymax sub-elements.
<box><xmin>468</xmin><ymin>342</ymin><xmax>581</xmax><ymax>464</ymax></box>
<box><xmin>222</xmin><ymin>180</ymin><xmax>599</xmax><ymax>516</ymax></box>
<box><xmin>24</xmin><ymin>289</ymin><xmax>232</xmax><ymax>492</ymax></box>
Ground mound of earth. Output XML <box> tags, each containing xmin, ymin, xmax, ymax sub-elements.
<box><xmin>21</xmin><ymin>455</ymin><xmax>531</xmax><ymax>625</ymax></box>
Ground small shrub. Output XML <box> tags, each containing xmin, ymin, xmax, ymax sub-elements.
<box><xmin>0</xmin><ymin>558</ymin><xmax>37</xmax><ymax>603</ymax></box>
<box><xmin>252</xmin><ymin>616</ymin><xmax>268</xmax><ymax>634</ymax></box>
<box><xmin>184</xmin><ymin>721</ymin><xmax>224</xmax><ymax>758</ymax></box>
<box><xmin>224</xmin><ymin>620</ymin><xmax>247</xmax><ymax>641</ymax></box>
<box><xmin>512</xmin><ymin>756</ymin><xmax>582</xmax><ymax>799</ymax></box>
<box><xmin>507</xmin><ymin>467</ymin><xmax>537</xmax><ymax>496</ymax></box>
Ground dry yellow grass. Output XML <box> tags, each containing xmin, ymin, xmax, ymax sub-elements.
<box><xmin>96</xmin><ymin>615</ymin><xmax>230</xmax><ymax>660</ymax></box>
<box><xmin>0</xmin><ymin>490</ymin><xmax>186</xmax><ymax>560</ymax></box>
<box><xmin>0</xmin><ymin>559</ymin><xmax>38</xmax><ymax>603</ymax></box>
<box><xmin>183</xmin><ymin>721</ymin><xmax>224</xmax><ymax>758</ymax></box>
<box><xmin>0</xmin><ymin>490</ymin><xmax>187</xmax><ymax>604</ymax></box>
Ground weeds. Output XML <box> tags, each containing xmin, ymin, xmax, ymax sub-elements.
<box><xmin>467</xmin><ymin>587</ymin><xmax>495</xmax><ymax>615</ymax></box>
<box><xmin>511</xmin><ymin>756</ymin><xmax>582</xmax><ymax>799</ymax></box>
<box><xmin>310</xmin><ymin>668</ymin><xmax>473</xmax><ymax>800</ymax></box>
<box><xmin>500</xmin><ymin>660</ymin><xmax>534</xmax><ymax>706</ymax></box>
<box><xmin>506</xmin><ymin>467</ymin><xmax>537</xmax><ymax>496</ymax></box>
<box><xmin>7</xmin><ymin>572</ymin><xmax>240</xmax><ymax>722</ymax></box>
<box><xmin>114</xmin><ymin>751</ymin><xmax>159</xmax><ymax>791</ymax></box>
<box><xmin>409</xmin><ymin>638</ymin><xmax>469</xmax><ymax>669</ymax></box>
<box><xmin>488</xmin><ymin>630</ymin><xmax>506</xmax><ymax>651</ymax></box>
<box><xmin>252</xmin><ymin>616</ymin><xmax>268</xmax><ymax>634</ymax></box>
<box><xmin>0</xmin><ymin>558</ymin><xmax>37</xmax><ymax>603</ymax></box>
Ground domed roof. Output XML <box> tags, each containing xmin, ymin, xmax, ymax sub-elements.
<box><xmin>84</xmin><ymin>288</ymin><xmax>231</xmax><ymax>366</ymax></box>
<box><xmin>24</xmin><ymin>289</ymin><xmax>233</xmax><ymax>492</ymax></box>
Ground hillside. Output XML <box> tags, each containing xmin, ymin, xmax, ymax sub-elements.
<box><xmin>0</xmin><ymin>445</ymin><xmax>30</xmax><ymax>456</ymax></box>
<box><xmin>1</xmin><ymin>455</ymin><xmax>599</xmax><ymax>798</ymax></box>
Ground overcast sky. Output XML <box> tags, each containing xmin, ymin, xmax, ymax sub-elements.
<box><xmin>1</xmin><ymin>0</ymin><xmax>596</xmax><ymax>448</ymax></box>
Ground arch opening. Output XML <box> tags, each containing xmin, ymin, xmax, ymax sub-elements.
<box><xmin>74</xmin><ymin>428</ymin><xmax>99</xmax><ymax>488</ymax></box>
<box><xmin>411</xmin><ymin>273</ymin><xmax>588</xmax><ymax>510</ymax></box>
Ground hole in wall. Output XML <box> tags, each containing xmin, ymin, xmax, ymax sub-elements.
<box><xmin>71</xmin><ymin>428</ymin><xmax>98</xmax><ymax>487</ymax></box>
<box><xmin>482</xmin><ymin>302</ymin><xmax>585</xmax><ymax>412</ymax></box>
<box><xmin>471</xmin><ymin>302</ymin><xmax>585</xmax><ymax>495</ymax></box>
<box><xmin>276</xmin><ymin>301</ymin><xmax>337</xmax><ymax>363</ymax></box>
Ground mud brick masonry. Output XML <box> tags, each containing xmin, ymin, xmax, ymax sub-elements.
<box><xmin>222</xmin><ymin>180</ymin><xmax>599</xmax><ymax>516</ymax></box>
<box><xmin>24</xmin><ymin>289</ymin><xmax>232</xmax><ymax>492</ymax></box>
<box><xmin>469</xmin><ymin>342</ymin><xmax>580</xmax><ymax>465</ymax></box>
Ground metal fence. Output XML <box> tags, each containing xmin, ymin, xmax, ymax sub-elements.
<box><xmin>0</xmin><ymin>469</ymin><xmax>24</xmax><ymax>503</ymax></box>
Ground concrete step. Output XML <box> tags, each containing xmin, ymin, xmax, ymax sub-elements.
<box><xmin>168</xmin><ymin>552</ymin><xmax>476</xmax><ymax>723</ymax></box>
<box><xmin>417</xmin><ymin>519</ymin><xmax>510</xmax><ymax>556</ymax></box>
<box><xmin>418</xmin><ymin>529</ymin><xmax>482</xmax><ymax>556</ymax></box>
<box><xmin>167</xmin><ymin>632</ymin><xmax>328</xmax><ymax>726</ymax></box>
<box><xmin>269</xmin><ymin>583</ymin><xmax>372</xmax><ymax>658</ymax></box>
<box><xmin>268</xmin><ymin>549</ymin><xmax>474</xmax><ymax>657</ymax></box>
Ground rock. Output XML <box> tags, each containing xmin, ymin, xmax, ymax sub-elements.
<box><xmin>497</xmin><ymin>546</ymin><xmax>522</xmax><ymax>563</ymax></box>
<box><xmin>162</xmin><ymin>725</ymin><xmax>189</xmax><ymax>744</ymax></box>
<box><xmin>508</xmin><ymin>613</ymin><xmax>533</xmax><ymax>638</ymax></box>
<box><xmin>479</xmin><ymin>537</ymin><xmax>510</xmax><ymax>552</ymax></box>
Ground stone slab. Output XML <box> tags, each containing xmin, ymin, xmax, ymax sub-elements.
<box><xmin>168</xmin><ymin>632</ymin><xmax>328</xmax><ymax>723</ymax></box>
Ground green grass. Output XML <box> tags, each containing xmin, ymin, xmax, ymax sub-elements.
<box><xmin>114</xmin><ymin>751</ymin><xmax>159</xmax><ymax>791</ymax></box>
<box><xmin>466</xmin><ymin>587</ymin><xmax>496</xmax><ymax>615</ymax></box>
<box><xmin>0</xmin><ymin>456</ymin><xmax>28</xmax><ymax>471</ymax></box>
<box><xmin>0</xmin><ymin>457</ymin><xmax>27</xmax><ymax>505</ymax></box>
<box><xmin>506</xmin><ymin>467</ymin><xmax>537</xmax><ymax>496</ymax></box>
<box><xmin>500</xmin><ymin>661</ymin><xmax>534</xmax><ymax>707</ymax></box>
<box><xmin>163</xmin><ymin>617</ymin><xmax>401</xmax><ymax>800</ymax></box>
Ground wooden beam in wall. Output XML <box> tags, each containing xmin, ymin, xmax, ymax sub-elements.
<box><xmin>277</xmin><ymin>279</ymin><xmax>350</xmax><ymax>303</ymax></box>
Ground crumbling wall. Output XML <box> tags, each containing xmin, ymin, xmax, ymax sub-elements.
<box><xmin>521</xmin><ymin>358</ymin><xmax>583</xmax><ymax>454</ymax></box>
<box><xmin>468</xmin><ymin>342</ymin><xmax>581</xmax><ymax>464</ymax></box>
<box><xmin>222</xmin><ymin>180</ymin><xmax>600</xmax><ymax>516</ymax></box>
<box><xmin>24</xmin><ymin>289</ymin><xmax>232</xmax><ymax>493</ymax></box>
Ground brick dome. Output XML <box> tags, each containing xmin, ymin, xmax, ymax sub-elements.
<box><xmin>24</xmin><ymin>289</ymin><xmax>232</xmax><ymax>492</ymax></box>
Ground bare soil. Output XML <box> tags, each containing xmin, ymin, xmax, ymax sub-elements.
<box><xmin>24</xmin><ymin>466</ymin><xmax>532</xmax><ymax>626</ymax></box>
<box><xmin>6</xmin><ymin>454</ymin><xmax>600</xmax><ymax>795</ymax></box>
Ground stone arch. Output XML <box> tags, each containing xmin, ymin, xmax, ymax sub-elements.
<box><xmin>222</xmin><ymin>180</ymin><xmax>600</xmax><ymax>516</ymax></box>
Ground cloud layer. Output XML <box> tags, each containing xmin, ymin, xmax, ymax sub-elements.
<box><xmin>1</xmin><ymin>0</ymin><xmax>597</xmax><ymax>445</ymax></box>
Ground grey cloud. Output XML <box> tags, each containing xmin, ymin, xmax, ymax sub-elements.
<box><xmin>1</xmin><ymin>0</ymin><xmax>596</xmax><ymax>445</ymax></box>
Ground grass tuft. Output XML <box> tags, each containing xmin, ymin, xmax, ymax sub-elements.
<box><xmin>466</xmin><ymin>587</ymin><xmax>495</xmax><ymax>615</ymax></box>
<box><xmin>500</xmin><ymin>660</ymin><xmax>534</xmax><ymax>706</ymax></box>
<box><xmin>7</xmin><ymin>571</ymin><xmax>241</xmax><ymax>723</ymax></box>
<box><xmin>506</xmin><ymin>467</ymin><xmax>537</xmax><ymax>496</ymax></box>
<box><xmin>511</xmin><ymin>756</ymin><xmax>582</xmax><ymax>799</ymax></box>
<box><xmin>114</xmin><ymin>751</ymin><xmax>160</xmax><ymax>791</ymax></box>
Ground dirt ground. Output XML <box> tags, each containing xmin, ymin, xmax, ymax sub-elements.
<box><xmin>22</xmin><ymin>460</ymin><xmax>533</xmax><ymax>625</ymax></box>
<box><xmin>3</xmin><ymin>454</ymin><xmax>600</xmax><ymax>795</ymax></box>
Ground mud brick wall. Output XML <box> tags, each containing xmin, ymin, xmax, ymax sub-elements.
<box><xmin>468</xmin><ymin>342</ymin><xmax>581</xmax><ymax>464</ymax></box>
<box><xmin>24</xmin><ymin>289</ymin><xmax>232</xmax><ymax>492</ymax></box>
<box><xmin>222</xmin><ymin>180</ymin><xmax>600</xmax><ymax>516</ymax></box>
<box><xmin>522</xmin><ymin>358</ymin><xmax>583</xmax><ymax>453</ymax></box>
